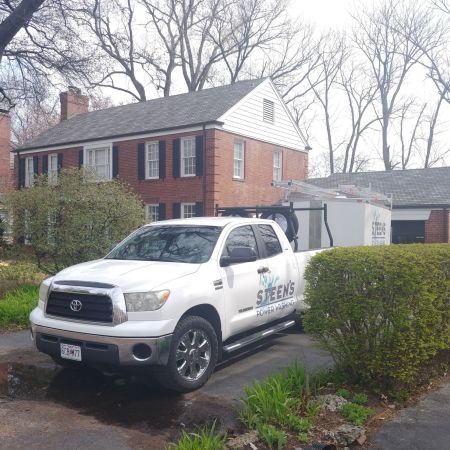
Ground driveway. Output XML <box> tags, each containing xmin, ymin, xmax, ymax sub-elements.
<box><xmin>0</xmin><ymin>328</ymin><xmax>331</xmax><ymax>450</ymax></box>
<box><xmin>373</xmin><ymin>380</ymin><xmax>450</xmax><ymax>450</ymax></box>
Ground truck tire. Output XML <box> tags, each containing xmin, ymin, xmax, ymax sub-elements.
<box><xmin>260</xmin><ymin>210</ymin><xmax>299</xmax><ymax>242</ymax></box>
<box><xmin>155</xmin><ymin>315</ymin><xmax>218</xmax><ymax>393</ymax></box>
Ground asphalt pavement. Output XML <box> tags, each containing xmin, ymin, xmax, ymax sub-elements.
<box><xmin>3</xmin><ymin>328</ymin><xmax>449</xmax><ymax>449</ymax></box>
<box><xmin>0</xmin><ymin>327</ymin><xmax>331</xmax><ymax>450</ymax></box>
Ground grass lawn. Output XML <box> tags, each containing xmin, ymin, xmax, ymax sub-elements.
<box><xmin>0</xmin><ymin>284</ymin><xmax>39</xmax><ymax>329</ymax></box>
<box><xmin>0</xmin><ymin>258</ymin><xmax>45</xmax><ymax>331</ymax></box>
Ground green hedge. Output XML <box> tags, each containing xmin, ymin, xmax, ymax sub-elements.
<box><xmin>303</xmin><ymin>244</ymin><xmax>450</xmax><ymax>392</ymax></box>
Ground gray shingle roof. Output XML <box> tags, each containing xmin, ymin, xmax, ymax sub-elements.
<box><xmin>305</xmin><ymin>167</ymin><xmax>450</xmax><ymax>207</ymax></box>
<box><xmin>17</xmin><ymin>79</ymin><xmax>266</xmax><ymax>151</ymax></box>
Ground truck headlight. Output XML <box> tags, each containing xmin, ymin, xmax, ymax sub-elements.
<box><xmin>124</xmin><ymin>290</ymin><xmax>170</xmax><ymax>312</ymax></box>
<box><xmin>39</xmin><ymin>277</ymin><xmax>54</xmax><ymax>303</ymax></box>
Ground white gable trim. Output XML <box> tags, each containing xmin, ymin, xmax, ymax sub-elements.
<box><xmin>218</xmin><ymin>78</ymin><xmax>272</xmax><ymax>121</ymax></box>
<box><xmin>218</xmin><ymin>78</ymin><xmax>308</xmax><ymax>150</ymax></box>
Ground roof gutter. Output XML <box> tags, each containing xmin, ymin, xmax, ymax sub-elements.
<box><xmin>392</xmin><ymin>204</ymin><xmax>450</xmax><ymax>209</ymax></box>
<box><xmin>14</xmin><ymin>120</ymin><xmax>225</xmax><ymax>153</ymax></box>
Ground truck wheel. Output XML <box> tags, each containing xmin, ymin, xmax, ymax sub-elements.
<box><xmin>155</xmin><ymin>316</ymin><xmax>218</xmax><ymax>393</ymax></box>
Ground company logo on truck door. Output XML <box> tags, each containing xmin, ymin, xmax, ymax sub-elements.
<box><xmin>256</xmin><ymin>273</ymin><xmax>295</xmax><ymax>317</ymax></box>
<box><xmin>256</xmin><ymin>280</ymin><xmax>295</xmax><ymax>306</ymax></box>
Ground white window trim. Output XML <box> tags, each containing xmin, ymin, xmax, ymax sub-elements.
<box><xmin>48</xmin><ymin>153</ymin><xmax>58</xmax><ymax>185</ymax></box>
<box><xmin>181</xmin><ymin>137</ymin><xmax>196</xmax><ymax>177</ymax></box>
<box><xmin>145</xmin><ymin>141</ymin><xmax>159</xmax><ymax>180</ymax></box>
<box><xmin>24</xmin><ymin>156</ymin><xmax>34</xmax><ymax>187</ymax></box>
<box><xmin>83</xmin><ymin>143</ymin><xmax>113</xmax><ymax>181</ymax></box>
<box><xmin>181</xmin><ymin>202</ymin><xmax>196</xmax><ymax>218</ymax></box>
<box><xmin>273</xmin><ymin>149</ymin><xmax>283</xmax><ymax>181</ymax></box>
<box><xmin>146</xmin><ymin>204</ymin><xmax>160</xmax><ymax>222</ymax></box>
<box><xmin>233</xmin><ymin>140</ymin><xmax>245</xmax><ymax>180</ymax></box>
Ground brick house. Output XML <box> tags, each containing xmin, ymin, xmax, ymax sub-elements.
<box><xmin>307</xmin><ymin>168</ymin><xmax>450</xmax><ymax>244</ymax></box>
<box><xmin>11</xmin><ymin>79</ymin><xmax>309</xmax><ymax>220</ymax></box>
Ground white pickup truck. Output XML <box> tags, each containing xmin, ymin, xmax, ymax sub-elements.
<box><xmin>30</xmin><ymin>217</ymin><xmax>321</xmax><ymax>392</ymax></box>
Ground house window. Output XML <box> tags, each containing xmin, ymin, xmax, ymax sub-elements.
<box><xmin>24</xmin><ymin>157</ymin><xmax>34</xmax><ymax>187</ymax></box>
<box><xmin>273</xmin><ymin>150</ymin><xmax>283</xmax><ymax>181</ymax></box>
<box><xmin>146</xmin><ymin>204</ymin><xmax>160</xmax><ymax>222</ymax></box>
<box><xmin>181</xmin><ymin>137</ymin><xmax>196</xmax><ymax>177</ymax></box>
<box><xmin>85</xmin><ymin>145</ymin><xmax>112</xmax><ymax>180</ymax></box>
<box><xmin>233</xmin><ymin>140</ymin><xmax>245</xmax><ymax>179</ymax></box>
<box><xmin>181</xmin><ymin>203</ymin><xmax>196</xmax><ymax>218</ymax></box>
<box><xmin>263</xmin><ymin>98</ymin><xmax>275</xmax><ymax>123</ymax></box>
<box><xmin>48</xmin><ymin>154</ymin><xmax>58</xmax><ymax>185</ymax></box>
<box><xmin>146</xmin><ymin>142</ymin><xmax>159</xmax><ymax>179</ymax></box>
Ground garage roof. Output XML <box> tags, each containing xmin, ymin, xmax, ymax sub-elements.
<box><xmin>304</xmin><ymin>167</ymin><xmax>450</xmax><ymax>208</ymax></box>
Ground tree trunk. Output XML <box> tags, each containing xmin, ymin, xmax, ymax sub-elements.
<box><xmin>0</xmin><ymin>0</ymin><xmax>46</xmax><ymax>57</ymax></box>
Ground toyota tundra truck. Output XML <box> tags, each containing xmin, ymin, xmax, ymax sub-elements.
<box><xmin>30</xmin><ymin>216</ymin><xmax>321</xmax><ymax>392</ymax></box>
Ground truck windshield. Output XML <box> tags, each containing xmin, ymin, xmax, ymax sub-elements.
<box><xmin>106</xmin><ymin>225</ymin><xmax>223</xmax><ymax>264</ymax></box>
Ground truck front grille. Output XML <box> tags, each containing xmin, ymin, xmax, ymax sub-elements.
<box><xmin>46</xmin><ymin>291</ymin><xmax>113</xmax><ymax>323</ymax></box>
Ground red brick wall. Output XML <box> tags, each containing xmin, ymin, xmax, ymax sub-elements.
<box><xmin>0</xmin><ymin>112</ymin><xmax>12</xmax><ymax>191</ymax></box>
<box><xmin>210</xmin><ymin>129</ymin><xmax>307</xmax><ymax>213</ymax></box>
<box><xmin>14</xmin><ymin>128</ymin><xmax>308</xmax><ymax>218</ymax></box>
<box><xmin>425</xmin><ymin>209</ymin><xmax>450</xmax><ymax>243</ymax></box>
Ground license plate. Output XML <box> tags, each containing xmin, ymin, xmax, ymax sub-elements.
<box><xmin>60</xmin><ymin>343</ymin><xmax>82</xmax><ymax>361</ymax></box>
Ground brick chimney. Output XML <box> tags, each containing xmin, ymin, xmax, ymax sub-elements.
<box><xmin>0</xmin><ymin>110</ymin><xmax>11</xmax><ymax>192</ymax></box>
<box><xmin>60</xmin><ymin>86</ymin><xmax>89</xmax><ymax>121</ymax></box>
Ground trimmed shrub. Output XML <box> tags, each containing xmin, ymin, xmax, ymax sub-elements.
<box><xmin>8</xmin><ymin>169</ymin><xmax>144</xmax><ymax>274</ymax></box>
<box><xmin>303</xmin><ymin>244</ymin><xmax>450</xmax><ymax>392</ymax></box>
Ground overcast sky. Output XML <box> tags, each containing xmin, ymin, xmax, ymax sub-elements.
<box><xmin>295</xmin><ymin>0</ymin><xmax>356</xmax><ymax>27</ymax></box>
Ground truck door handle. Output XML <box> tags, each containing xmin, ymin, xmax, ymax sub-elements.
<box><xmin>257</xmin><ymin>266</ymin><xmax>269</xmax><ymax>274</ymax></box>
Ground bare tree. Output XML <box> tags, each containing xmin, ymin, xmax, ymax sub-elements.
<box><xmin>306</xmin><ymin>32</ymin><xmax>348</xmax><ymax>174</ymax></box>
<box><xmin>75</xmin><ymin>0</ymin><xmax>149</xmax><ymax>101</ymax></box>
<box><xmin>174</xmin><ymin>0</ymin><xmax>225</xmax><ymax>92</ymax></box>
<box><xmin>397</xmin><ymin>99</ymin><xmax>425</xmax><ymax>169</ymax></box>
<box><xmin>339</xmin><ymin>65</ymin><xmax>379</xmax><ymax>173</ymax></box>
<box><xmin>211</xmin><ymin>0</ymin><xmax>294</xmax><ymax>84</ymax></box>
<box><xmin>352</xmin><ymin>0</ymin><xmax>440</xmax><ymax>170</ymax></box>
<box><xmin>1</xmin><ymin>0</ymin><xmax>92</xmax><ymax>110</ymax></box>
<box><xmin>139</xmin><ymin>0</ymin><xmax>181</xmax><ymax>96</ymax></box>
<box><xmin>0</xmin><ymin>0</ymin><xmax>45</xmax><ymax>59</ymax></box>
<box><xmin>422</xmin><ymin>87</ymin><xmax>449</xmax><ymax>167</ymax></box>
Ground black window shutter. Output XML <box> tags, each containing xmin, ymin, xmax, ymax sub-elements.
<box><xmin>112</xmin><ymin>145</ymin><xmax>119</xmax><ymax>178</ymax></box>
<box><xmin>158</xmin><ymin>140</ymin><xmax>166</xmax><ymax>179</ymax></box>
<box><xmin>18</xmin><ymin>158</ymin><xmax>25</xmax><ymax>188</ymax></box>
<box><xmin>195</xmin><ymin>202</ymin><xmax>204</xmax><ymax>217</ymax></box>
<box><xmin>33</xmin><ymin>156</ymin><xmax>39</xmax><ymax>175</ymax></box>
<box><xmin>173</xmin><ymin>138</ymin><xmax>180</xmax><ymax>178</ymax></box>
<box><xmin>137</xmin><ymin>143</ymin><xmax>145</xmax><ymax>180</ymax></box>
<box><xmin>173</xmin><ymin>202</ymin><xmax>181</xmax><ymax>219</ymax></box>
<box><xmin>57</xmin><ymin>153</ymin><xmax>63</xmax><ymax>172</ymax></box>
<box><xmin>159</xmin><ymin>203</ymin><xmax>166</xmax><ymax>220</ymax></box>
<box><xmin>195</xmin><ymin>135</ymin><xmax>204</xmax><ymax>176</ymax></box>
<box><xmin>78</xmin><ymin>150</ymin><xmax>84</xmax><ymax>167</ymax></box>
<box><xmin>42</xmin><ymin>155</ymin><xmax>48</xmax><ymax>174</ymax></box>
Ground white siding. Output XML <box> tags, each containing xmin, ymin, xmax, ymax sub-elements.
<box><xmin>218</xmin><ymin>79</ymin><xmax>307</xmax><ymax>152</ymax></box>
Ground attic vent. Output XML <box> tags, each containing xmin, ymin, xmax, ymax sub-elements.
<box><xmin>263</xmin><ymin>99</ymin><xmax>274</xmax><ymax>123</ymax></box>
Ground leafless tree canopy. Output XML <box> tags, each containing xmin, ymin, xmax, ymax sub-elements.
<box><xmin>1</xmin><ymin>0</ymin><xmax>450</xmax><ymax>173</ymax></box>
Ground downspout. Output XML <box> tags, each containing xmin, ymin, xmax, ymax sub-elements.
<box><xmin>444</xmin><ymin>207</ymin><xmax>449</xmax><ymax>243</ymax></box>
<box><xmin>202</xmin><ymin>124</ymin><xmax>207</xmax><ymax>216</ymax></box>
<box><xmin>16</xmin><ymin>151</ymin><xmax>20</xmax><ymax>189</ymax></box>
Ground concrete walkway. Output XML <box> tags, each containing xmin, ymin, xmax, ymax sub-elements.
<box><xmin>373</xmin><ymin>380</ymin><xmax>450</xmax><ymax>449</ymax></box>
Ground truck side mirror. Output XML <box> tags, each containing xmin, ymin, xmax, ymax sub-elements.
<box><xmin>220</xmin><ymin>247</ymin><xmax>257</xmax><ymax>267</ymax></box>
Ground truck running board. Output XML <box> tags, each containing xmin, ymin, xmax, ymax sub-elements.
<box><xmin>222</xmin><ymin>320</ymin><xmax>296</xmax><ymax>353</ymax></box>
